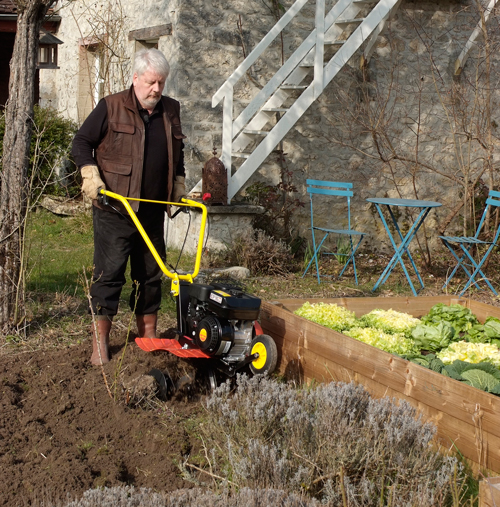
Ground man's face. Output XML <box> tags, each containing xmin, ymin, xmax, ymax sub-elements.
<box><xmin>133</xmin><ymin>68</ymin><xmax>166</xmax><ymax>111</ymax></box>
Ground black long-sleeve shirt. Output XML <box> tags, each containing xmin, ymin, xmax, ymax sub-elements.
<box><xmin>72</xmin><ymin>96</ymin><xmax>185</xmax><ymax>203</ymax></box>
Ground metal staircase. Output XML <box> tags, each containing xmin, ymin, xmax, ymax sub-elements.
<box><xmin>191</xmin><ymin>0</ymin><xmax>403</xmax><ymax>202</ymax></box>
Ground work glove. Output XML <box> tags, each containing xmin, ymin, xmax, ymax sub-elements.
<box><xmin>81</xmin><ymin>165</ymin><xmax>105</xmax><ymax>200</ymax></box>
<box><xmin>172</xmin><ymin>175</ymin><xmax>187</xmax><ymax>203</ymax></box>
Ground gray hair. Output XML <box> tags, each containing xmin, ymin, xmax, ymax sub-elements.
<box><xmin>133</xmin><ymin>48</ymin><xmax>170</xmax><ymax>78</ymax></box>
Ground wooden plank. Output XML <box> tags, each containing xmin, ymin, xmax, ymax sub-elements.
<box><xmin>469</xmin><ymin>299</ymin><xmax>500</xmax><ymax>322</ymax></box>
<box><xmin>128</xmin><ymin>23</ymin><xmax>172</xmax><ymax>41</ymax></box>
<box><xmin>261</xmin><ymin>296</ymin><xmax>500</xmax><ymax>473</ymax></box>
<box><xmin>480</xmin><ymin>477</ymin><xmax>500</xmax><ymax>507</ymax></box>
<box><xmin>272</xmin><ymin>295</ymin><xmax>464</xmax><ymax>316</ymax></box>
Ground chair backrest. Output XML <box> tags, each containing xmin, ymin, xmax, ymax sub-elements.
<box><xmin>306</xmin><ymin>179</ymin><xmax>354</xmax><ymax>230</ymax></box>
<box><xmin>475</xmin><ymin>189</ymin><xmax>500</xmax><ymax>242</ymax></box>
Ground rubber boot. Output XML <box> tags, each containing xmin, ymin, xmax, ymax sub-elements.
<box><xmin>90</xmin><ymin>316</ymin><xmax>112</xmax><ymax>365</ymax></box>
<box><xmin>136</xmin><ymin>313</ymin><xmax>158</xmax><ymax>338</ymax></box>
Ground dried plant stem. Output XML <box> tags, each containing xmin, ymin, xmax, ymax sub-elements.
<box><xmin>200</xmin><ymin>435</ymin><xmax>219</xmax><ymax>489</ymax></box>
<box><xmin>339</xmin><ymin>466</ymin><xmax>348</xmax><ymax>507</ymax></box>
<box><xmin>82</xmin><ymin>266</ymin><xmax>112</xmax><ymax>399</ymax></box>
<box><xmin>112</xmin><ymin>286</ymin><xmax>139</xmax><ymax>400</ymax></box>
<box><xmin>184</xmin><ymin>462</ymin><xmax>237</xmax><ymax>486</ymax></box>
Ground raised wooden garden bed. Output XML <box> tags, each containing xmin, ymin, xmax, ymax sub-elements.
<box><xmin>260</xmin><ymin>296</ymin><xmax>500</xmax><ymax>473</ymax></box>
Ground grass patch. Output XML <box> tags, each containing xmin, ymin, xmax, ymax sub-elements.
<box><xmin>26</xmin><ymin>206</ymin><xmax>200</xmax><ymax>296</ymax></box>
<box><xmin>26</xmin><ymin>208</ymin><xmax>94</xmax><ymax>297</ymax></box>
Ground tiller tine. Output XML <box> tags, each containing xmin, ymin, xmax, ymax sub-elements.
<box><xmin>135</xmin><ymin>337</ymin><xmax>211</xmax><ymax>358</ymax></box>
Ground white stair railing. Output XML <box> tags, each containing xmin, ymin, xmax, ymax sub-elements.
<box><xmin>454</xmin><ymin>0</ymin><xmax>499</xmax><ymax>75</ymax></box>
<box><xmin>191</xmin><ymin>0</ymin><xmax>402</xmax><ymax>202</ymax></box>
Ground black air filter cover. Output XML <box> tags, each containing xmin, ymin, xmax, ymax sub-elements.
<box><xmin>186</xmin><ymin>283</ymin><xmax>214</xmax><ymax>302</ymax></box>
<box><xmin>207</xmin><ymin>284</ymin><xmax>261</xmax><ymax>320</ymax></box>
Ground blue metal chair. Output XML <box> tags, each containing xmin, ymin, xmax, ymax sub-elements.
<box><xmin>302</xmin><ymin>179</ymin><xmax>366</xmax><ymax>284</ymax></box>
<box><xmin>439</xmin><ymin>189</ymin><xmax>500</xmax><ymax>296</ymax></box>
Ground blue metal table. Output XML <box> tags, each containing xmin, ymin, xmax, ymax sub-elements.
<box><xmin>367</xmin><ymin>197</ymin><xmax>442</xmax><ymax>296</ymax></box>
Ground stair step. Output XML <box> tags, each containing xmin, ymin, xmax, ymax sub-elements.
<box><xmin>297</xmin><ymin>40</ymin><xmax>346</xmax><ymax>69</ymax></box>
<box><xmin>325</xmin><ymin>40</ymin><xmax>346</xmax><ymax>46</ymax></box>
<box><xmin>242</xmin><ymin>130</ymin><xmax>269</xmax><ymax>136</ymax></box>
<box><xmin>353</xmin><ymin>0</ymin><xmax>379</xmax><ymax>4</ymax></box>
<box><xmin>280</xmin><ymin>84</ymin><xmax>308</xmax><ymax>90</ymax></box>
<box><xmin>262</xmin><ymin>107</ymin><xmax>289</xmax><ymax>112</ymax></box>
<box><xmin>232</xmin><ymin>147</ymin><xmax>285</xmax><ymax>159</ymax></box>
<box><xmin>335</xmin><ymin>17</ymin><xmax>364</xmax><ymax>27</ymax></box>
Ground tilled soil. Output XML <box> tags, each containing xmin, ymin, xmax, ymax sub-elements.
<box><xmin>2</xmin><ymin>265</ymin><xmax>500</xmax><ymax>506</ymax></box>
<box><xmin>0</xmin><ymin>330</ymin><xmax>210</xmax><ymax>506</ymax></box>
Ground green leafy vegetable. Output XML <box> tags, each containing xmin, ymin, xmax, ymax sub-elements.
<box><xmin>466</xmin><ymin>324</ymin><xmax>487</xmax><ymax>343</ymax></box>
<box><xmin>484</xmin><ymin>317</ymin><xmax>500</xmax><ymax>338</ymax></box>
<box><xmin>344</xmin><ymin>327</ymin><xmax>418</xmax><ymax>355</ymax></box>
<box><xmin>437</xmin><ymin>341</ymin><xmax>500</xmax><ymax>367</ymax></box>
<box><xmin>400</xmin><ymin>353</ymin><xmax>432</xmax><ymax>367</ymax></box>
<box><xmin>451</xmin><ymin>360</ymin><xmax>500</xmax><ymax>378</ymax></box>
<box><xmin>421</xmin><ymin>303</ymin><xmax>478</xmax><ymax>337</ymax></box>
<box><xmin>442</xmin><ymin>363</ymin><xmax>463</xmax><ymax>381</ymax></box>
<box><xmin>466</xmin><ymin>317</ymin><xmax>500</xmax><ymax>344</ymax></box>
<box><xmin>411</xmin><ymin>322</ymin><xmax>455</xmax><ymax>351</ymax></box>
<box><xmin>403</xmin><ymin>355</ymin><xmax>500</xmax><ymax>393</ymax></box>
<box><xmin>294</xmin><ymin>302</ymin><xmax>357</xmax><ymax>332</ymax></box>
<box><xmin>358</xmin><ymin>309</ymin><xmax>420</xmax><ymax>336</ymax></box>
<box><xmin>461</xmin><ymin>369</ymin><xmax>500</xmax><ymax>392</ymax></box>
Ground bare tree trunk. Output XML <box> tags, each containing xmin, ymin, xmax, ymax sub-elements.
<box><xmin>0</xmin><ymin>0</ymin><xmax>54</xmax><ymax>333</ymax></box>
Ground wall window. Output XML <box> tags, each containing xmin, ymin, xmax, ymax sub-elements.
<box><xmin>77</xmin><ymin>38</ymin><xmax>105</xmax><ymax>122</ymax></box>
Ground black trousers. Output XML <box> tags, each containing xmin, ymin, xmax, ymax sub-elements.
<box><xmin>90</xmin><ymin>205</ymin><xmax>166</xmax><ymax>316</ymax></box>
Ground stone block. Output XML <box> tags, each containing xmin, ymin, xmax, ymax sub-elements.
<box><xmin>165</xmin><ymin>203</ymin><xmax>264</xmax><ymax>253</ymax></box>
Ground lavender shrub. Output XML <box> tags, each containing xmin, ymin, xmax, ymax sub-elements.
<box><xmin>200</xmin><ymin>374</ymin><xmax>466</xmax><ymax>506</ymax></box>
<box><xmin>58</xmin><ymin>486</ymin><xmax>321</xmax><ymax>507</ymax></box>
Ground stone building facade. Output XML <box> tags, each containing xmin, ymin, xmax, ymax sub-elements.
<box><xmin>40</xmin><ymin>0</ymin><xmax>500</xmax><ymax>254</ymax></box>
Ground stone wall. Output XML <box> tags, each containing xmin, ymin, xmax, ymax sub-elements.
<box><xmin>41</xmin><ymin>0</ymin><xmax>500</xmax><ymax>254</ymax></box>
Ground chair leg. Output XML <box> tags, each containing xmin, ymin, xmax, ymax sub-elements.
<box><xmin>338</xmin><ymin>236</ymin><xmax>355</xmax><ymax>280</ymax></box>
<box><xmin>302</xmin><ymin>228</ymin><xmax>318</xmax><ymax>277</ymax></box>
<box><xmin>338</xmin><ymin>235</ymin><xmax>364</xmax><ymax>285</ymax></box>
<box><xmin>459</xmin><ymin>245</ymin><xmax>498</xmax><ymax>296</ymax></box>
<box><xmin>442</xmin><ymin>241</ymin><xmax>474</xmax><ymax>290</ymax></box>
<box><xmin>303</xmin><ymin>233</ymin><xmax>329</xmax><ymax>284</ymax></box>
<box><xmin>302</xmin><ymin>252</ymin><xmax>316</xmax><ymax>277</ymax></box>
<box><xmin>443</xmin><ymin>241</ymin><xmax>498</xmax><ymax>296</ymax></box>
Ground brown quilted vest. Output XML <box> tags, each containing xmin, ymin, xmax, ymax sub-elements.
<box><xmin>95</xmin><ymin>85</ymin><xmax>185</xmax><ymax>213</ymax></box>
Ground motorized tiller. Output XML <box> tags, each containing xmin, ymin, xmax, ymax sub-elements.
<box><xmin>98</xmin><ymin>189</ymin><xmax>278</xmax><ymax>380</ymax></box>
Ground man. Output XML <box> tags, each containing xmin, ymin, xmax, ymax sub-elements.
<box><xmin>72</xmin><ymin>48</ymin><xmax>186</xmax><ymax>365</ymax></box>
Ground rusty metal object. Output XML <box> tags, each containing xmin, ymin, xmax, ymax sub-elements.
<box><xmin>202</xmin><ymin>148</ymin><xmax>227</xmax><ymax>205</ymax></box>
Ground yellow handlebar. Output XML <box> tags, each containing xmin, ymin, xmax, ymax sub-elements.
<box><xmin>99</xmin><ymin>189</ymin><xmax>208</xmax><ymax>296</ymax></box>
